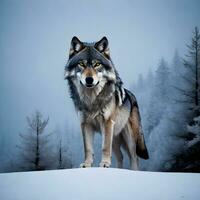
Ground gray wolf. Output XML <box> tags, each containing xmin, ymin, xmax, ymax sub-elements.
<box><xmin>64</xmin><ymin>36</ymin><xmax>149</xmax><ymax>170</ymax></box>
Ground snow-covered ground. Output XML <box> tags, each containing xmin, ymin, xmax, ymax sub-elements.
<box><xmin>0</xmin><ymin>168</ymin><xmax>199</xmax><ymax>200</ymax></box>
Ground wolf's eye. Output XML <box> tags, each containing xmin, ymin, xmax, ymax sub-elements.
<box><xmin>94</xmin><ymin>63</ymin><xmax>102</xmax><ymax>72</ymax></box>
<box><xmin>95</xmin><ymin>63</ymin><xmax>101</xmax><ymax>67</ymax></box>
<box><xmin>79</xmin><ymin>62</ymin><xmax>84</xmax><ymax>67</ymax></box>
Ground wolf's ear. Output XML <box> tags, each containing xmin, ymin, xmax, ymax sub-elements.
<box><xmin>94</xmin><ymin>37</ymin><xmax>110</xmax><ymax>59</ymax></box>
<box><xmin>69</xmin><ymin>36</ymin><xmax>84</xmax><ymax>58</ymax></box>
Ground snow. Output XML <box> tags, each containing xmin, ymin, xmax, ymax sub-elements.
<box><xmin>0</xmin><ymin>168</ymin><xmax>199</xmax><ymax>200</ymax></box>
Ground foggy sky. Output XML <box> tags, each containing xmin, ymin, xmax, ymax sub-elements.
<box><xmin>0</xmin><ymin>0</ymin><xmax>200</xmax><ymax>157</ymax></box>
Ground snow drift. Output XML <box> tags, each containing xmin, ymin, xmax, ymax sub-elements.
<box><xmin>0</xmin><ymin>168</ymin><xmax>199</xmax><ymax>200</ymax></box>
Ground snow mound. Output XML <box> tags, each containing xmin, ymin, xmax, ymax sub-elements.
<box><xmin>0</xmin><ymin>168</ymin><xmax>199</xmax><ymax>200</ymax></box>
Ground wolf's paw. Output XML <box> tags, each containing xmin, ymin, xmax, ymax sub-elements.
<box><xmin>80</xmin><ymin>162</ymin><xmax>92</xmax><ymax>168</ymax></box>
<box><xmin>99</xmin><ymin>161</ymin><xmax>111</xmax><ymax>168</ymax></box>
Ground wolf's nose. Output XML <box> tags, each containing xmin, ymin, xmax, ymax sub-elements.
<box><xmin>85</xmin><ymin>77</ymin><xmax>94</xmax><ymax>85</ymax></box>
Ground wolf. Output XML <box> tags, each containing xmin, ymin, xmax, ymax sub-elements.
<box><xmin>64</xmin><ymin>36</ymin><xmax>149</xmax><ymax>170</ymax></box>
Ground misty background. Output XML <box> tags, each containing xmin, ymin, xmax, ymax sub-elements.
<box><xmin>0</xmin><ymin>0</ymin><xmax>200</xmax><ymax>172</ymax></box>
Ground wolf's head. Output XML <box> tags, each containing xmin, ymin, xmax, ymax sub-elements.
<box><xmin>64</xmin><ymin>37</ymin><xmax>117</xmax><ymax>88</ymax></box>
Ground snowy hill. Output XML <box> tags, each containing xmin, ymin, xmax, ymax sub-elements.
<box><xmin>0</xmin><ymin>168</ymin><xmax>199</xmax><ymax>200</ymax></box>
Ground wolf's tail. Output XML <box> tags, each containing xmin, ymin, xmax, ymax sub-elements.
<box><xmin>125</xmin><ymin>89</ymin><xmax>149</xmax><ymax>160</ymax></box>
<box><xmin>136</xmin><ymin>129</ymin><xmax>149</xmax><ymax>159</ymax></box>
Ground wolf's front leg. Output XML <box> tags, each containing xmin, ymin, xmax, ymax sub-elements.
<box><xmin>100</xmin><ymin>119</ymin><xmax>115</xmax><ymax>168</ymax></box>
<box><xmin>80</xmin><ymin>123</ymin><xmax>94</xmax><ymax>168</ymax></box>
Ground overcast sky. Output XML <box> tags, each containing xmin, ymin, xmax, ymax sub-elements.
<box><xmin>0</xmin><ymin>0</ymin><xmax>200</xmax><ymax>156</ymax></box>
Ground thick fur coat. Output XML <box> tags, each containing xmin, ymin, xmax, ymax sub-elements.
<box><xmin>64</xmin><ymin>36</ymin><xmax>149</xmax><ymax>170</ymax></box>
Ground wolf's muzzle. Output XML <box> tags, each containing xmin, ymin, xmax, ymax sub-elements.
<box><xmin>85</xmin><ymin>77</ymin><xmax>94</xmax><ymax>85</ymax></box>
<box><xmin>81</xmin><ymin>77</ymin><xmax>99</xmax><ymax>88</ymax></box>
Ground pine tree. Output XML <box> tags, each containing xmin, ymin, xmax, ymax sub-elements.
<box><xmin>169</xmin><ymin>50</ymin><xmax>186</xmax><ymax>128</ymax></box>
<box><xmin>145</xmin><ymin>59</ymin><xmax>170</xmax><ymax>133</ymax></box>
<box><xmin>17</xmin><ymin>111</ymin><xmax>54</xmax><ymax>171</ymax></box>
<box><xmin>170</xmin><ymin>27</ymin><xmax>200</xmax><ymax>172</ymax></box>
<box><xmin>57</xmin><ymin>138</ymin><xmax>72</xmax><ymax>169</ymax></box>
<box><xmin>175</xmin><ymin>27</ymin><xmax>200</xmax><ymax>115</ymax></box>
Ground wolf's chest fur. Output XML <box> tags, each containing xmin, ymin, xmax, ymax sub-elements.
<box><xmin>78</xmin><ymin>87</ymin><xmax>131</xmax><ymax>136</ymax></box>
<box><xmin>76</xmin><ymin>81</ymin><xmax>115</xmax><ymax>115</ymax></box>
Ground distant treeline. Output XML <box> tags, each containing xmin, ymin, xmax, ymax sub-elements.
<box><xmin>133</xmin><ymin>27</ymin><xmax>200</xmax><ymax>172</ymax></box>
